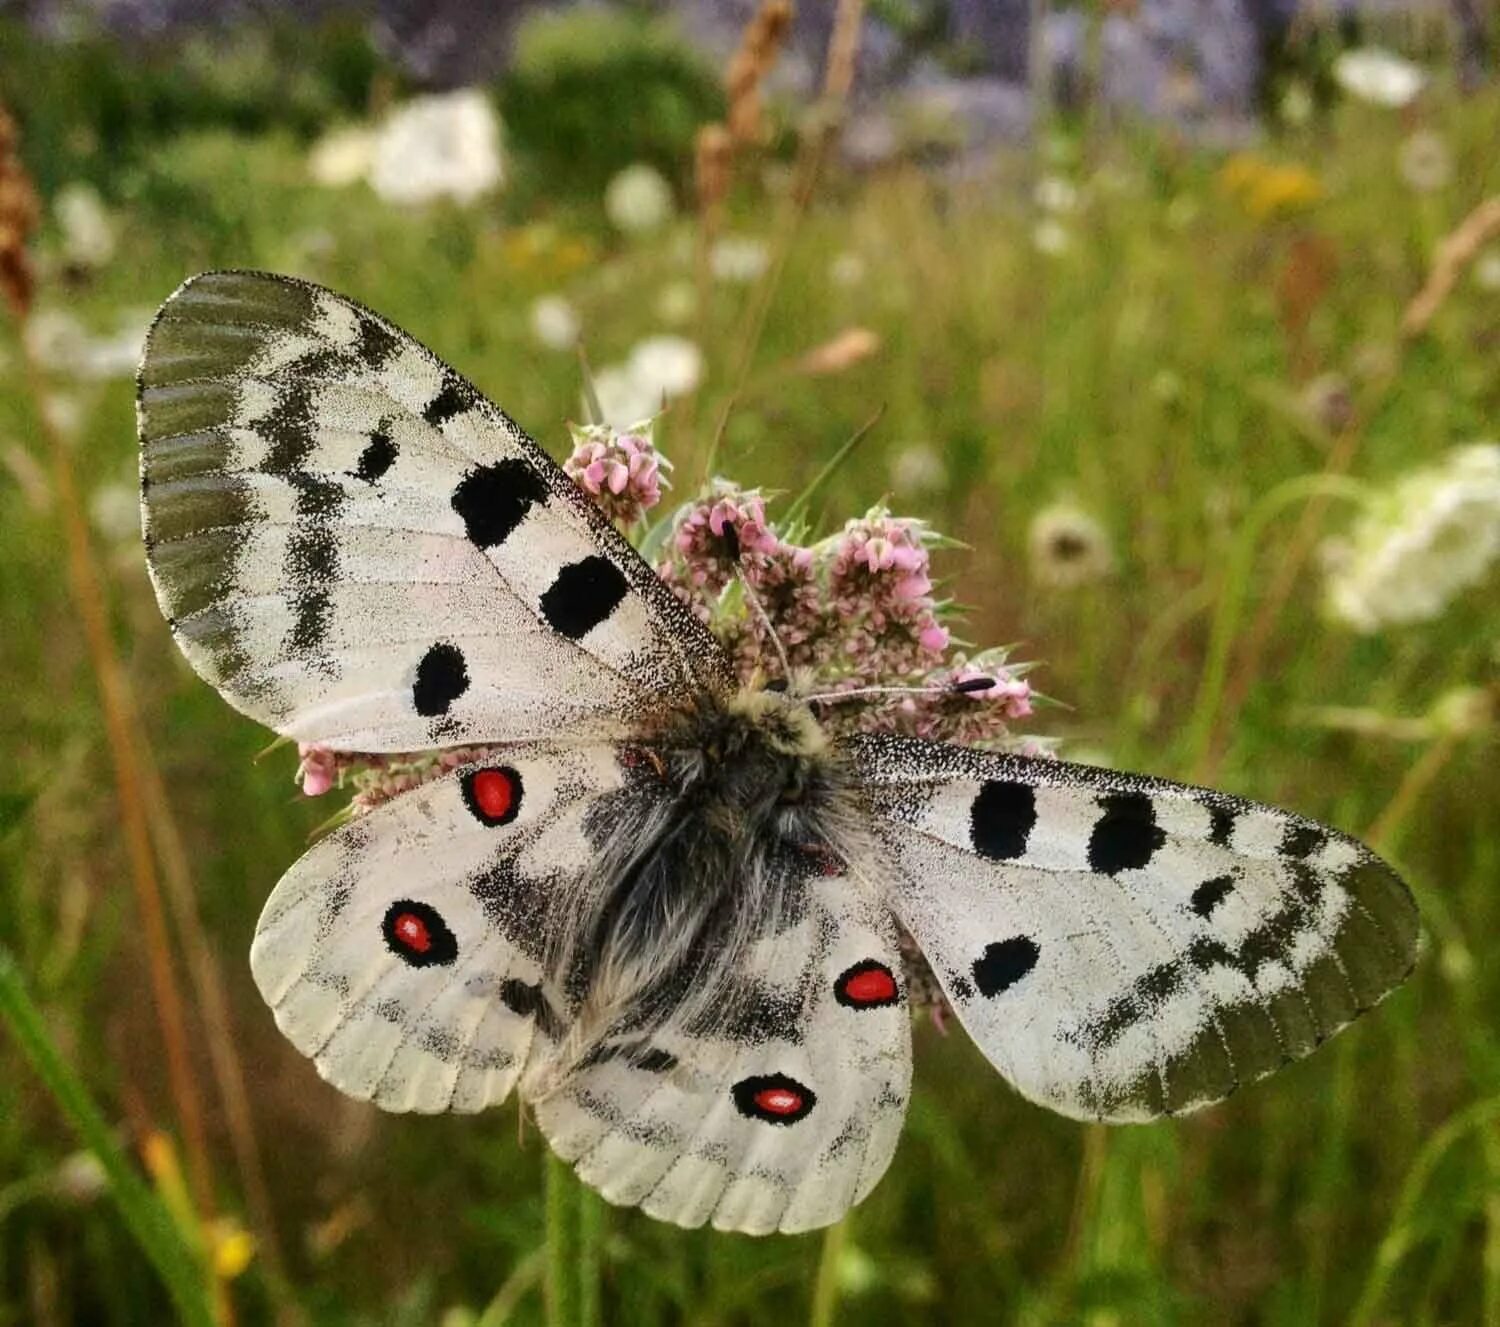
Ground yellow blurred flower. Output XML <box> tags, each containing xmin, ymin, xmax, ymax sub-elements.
<box><xmin>495</xmin><ymin>223</ymin><xmax>595</xmax><ymax>279</ymax></box>
<box><xmin>208</xmin><ymin>1220</ymin><xmax>257</xmax><ymax>1280</ymax></box>
<box><xmin>1219</xmin><ymin>153</ymin><xmax>1322</xmax><ymax>219</ymax></box>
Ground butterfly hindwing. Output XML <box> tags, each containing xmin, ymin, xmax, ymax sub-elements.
<box><xmin>249</xmin><ymin>743</ymin><xmax>633</xmax><ymax>1113</ymax></box>
<box><xmin>847</xmin><ymin>733</ymin><xmax>1419</xmax><ymax>1122</ymax></box>
<box><xmin>139</xmin><ymin>270</ymin><xmax>731</xmax><ymax>751</ymax></box>
<box><xmin>533</xmin><ymin>864</ymin><xmax>913</xmax><ymax>1234</ymax></box>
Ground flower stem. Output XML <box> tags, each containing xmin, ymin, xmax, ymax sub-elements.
<box><xmin>577</xmin><ymin>1183</ymin><xmax>604</xmax><ymax>1327</ymax></box>
<box><xmin>0</xmin><ymin>947</ymin><xmax>214</xmax><ymax>1327</ymax></box>
<box><xmin>807</xmin><ymin>1215</ymin><xmax>848</xmax><ymax>1327</ymax></box>
<box><xmin>545</xmin><ymin>1152</ymin><xmax>581</xmax><ymax>1327</ymax></box>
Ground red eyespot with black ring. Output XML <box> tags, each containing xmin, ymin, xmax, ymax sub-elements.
<box><xmin>382</xmin><ymin>899</ymin><xmax>458</xmax><ymax>967</ymax></box>
<box><xmin>461</xmin><ymin>765</ymin><xmax>523</xmax><ymax>826</ymax></box>
<box><xmin>834</xmin><ymin>959</ymin><xmax>900</xmax><ymax>1009</ymax></box>
<box><xmin>732</xmin><ymin>1073</ymin><xmax>816</xmax><ymax>1125</ymax></box>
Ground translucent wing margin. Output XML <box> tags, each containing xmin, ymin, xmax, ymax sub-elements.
<box><xmin>846</xmin><ymin>733</ymin><xmax>1419</xmax><ymax>1122</ymax></box>
<box><xmin>139</xmin><ymin>270</ymin><xmax>731</xmax><ymax>750</ymax></box>
<box><xmin>533</xmin><ymin>866</ymin><xmax>912</xmax><ymax>1234</ymax></box>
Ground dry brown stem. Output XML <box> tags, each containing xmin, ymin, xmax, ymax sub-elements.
<box><xmin>0</xmin><ymin>106</ymin><xmax>40</xmax><ymax>317</ymax></box>
<box><xmin>725</xmin><ymin>0</ymin><xmax>794</xmax><ymax>147</ymax></box>
<box><xmin>1401</xmin><ymin>195</ymin><xmax>1500</xmax><ymax>338</ymax></box>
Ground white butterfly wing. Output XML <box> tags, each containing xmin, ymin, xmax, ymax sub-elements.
<box><xmin>848</xmin><ymin>733</ymin><xmax>1419</xmax><ymax>1122</ymax></box>
<box><xmin>139</xmin><ymin>270</ymin><xmax>730</xmax><ymax>751</ymax></box>
<box><xmin>533</xmin><ymin>867</ymin><xmax>912</xmax><ymax>1234</ymax></box>
<box><xmin>249</xmin><ymin>743</ymin><xmax>626</xmax><ymax>1113</ymax></box>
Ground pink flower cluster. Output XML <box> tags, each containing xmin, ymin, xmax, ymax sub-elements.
<box><xmin>562</xmin><ymin>421</ymin><xmax>667</xmax><ymax>526</ymax></box>
<box><xmin>665</xmin><ymin>483</ymin><xmax>782</xmax><ymax>596</ymax></box>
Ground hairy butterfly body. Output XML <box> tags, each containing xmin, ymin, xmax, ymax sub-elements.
<box><xmin>139</xmin><ymin>271</ymin><xmax>1419</xmax><ymax>1234</ymax></box>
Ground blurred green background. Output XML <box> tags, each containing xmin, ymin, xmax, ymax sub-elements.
<box><xmin>1</xmin><ymin>3</ymin><xmax>1497</xmax><ymax>1324</ymax></box>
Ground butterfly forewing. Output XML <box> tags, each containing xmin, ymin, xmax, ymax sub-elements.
<box><xmin>846</xmin><ymin>733</ymin><xmax>1419</xmax><ymax>1122</ymax></box>
<box><xmin>138</xmin><ymin>270</ymin><xmax>731</xmax><ymax>751</ymax></box>
<box><xmin>533</xmin><ymin>865</ymin><xmax>912</xmax><ymax>1234</ymax></box>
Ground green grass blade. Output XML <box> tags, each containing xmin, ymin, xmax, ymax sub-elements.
<box><xmin>0</xmin><ymin>947</ymin><xmax>214</xmax><ymax>1327</ymax></box>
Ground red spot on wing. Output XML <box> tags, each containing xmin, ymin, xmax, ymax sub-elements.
<box><xmin>754</xmin><ymin>1086</ymin><xmax>804</xmax><ymax>1117</ymax></box>
<box><xmin>392</xmin><ymin>911</ymin><xmax>432</xmax><ymax>954</ymax></box>
<box><xmin>835</xmin><ymin>960</ymin><xmax>900</xmax><ymax>1009</ymax></box>
<box><xmin>471</xmin><ymin>768</ymin><xmax>515</xmax><ymax>821</ymax></box>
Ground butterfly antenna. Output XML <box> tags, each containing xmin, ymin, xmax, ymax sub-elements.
<box><xmin>802</xmin><ymin>677</ymin><xmax>998</xmax><ymax>707</ymax></box>
<box><xmin>736</xmin><ymin>567</ymin><xmax>794</xmax><ymax>689</ymax></box>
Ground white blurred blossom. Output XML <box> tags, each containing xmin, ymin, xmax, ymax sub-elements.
<box><xmin>1032</xmin><ymin>218</ymin><xmax>1070</xmax><ymax>256</ymax></box>
<box><xmin>1035</xmin><ymin>175</ymin><xmax>1079</xmax><ymax>214</ymax></box>
<box><xmin>709</xmin><ymin>235</ymin><xmax>771</xmax><ymax>284</ymax></box>
<box><xmin>1333</xmin><ymin>48</ymin><xmax>1425</xmax><ymax>109</ymax></box>
<box><xmin>1322</xmin><ymin>443</ymin><xmax>1500</xmax><ymax>631</ymax></box>
<box><xmin>604</xmin><ymin>163</ymin><xmax>674</xmax><ymax>235</ymax></box>
<box><xmin>1029</xmin><ymin>502</ymin><xmax>1114</xmax><ymax>587</ymax></box>
<box><xmin>630</xmin><ymin>335</ymin><xmax>702</xmax><ymax>397</ymax></box>
<box><xmin>1475</xmin><ymin>248</ymin><xmax>1500</xmax><ymax>292</ymax></box>
<box><xmin>368</xmin><ymin>90</ymin><xmax>502</xmax><ymax>206</ymax></box>
<box><xmin>308</xmin><ymin>125</ymin><xmax>376</xmax><ymax>188</ymax></box>
<box><xmin>1397</xmin><ymin>131</ymin><xmax>1452</xmax><ymax>193</ymax></box>
<box><xmin>25</xmin><ymin>307</ymin><xmax>149</xmax><ymax>380</ymax></box>
<box><xmin>590</xmin><ymin>335</ymin><xmax>703</xmax><ymax>427</ymax></box>
<box><xmin>529</xmin><ymin>294</ymin><xmax>579</xmax><ymax>350</ymax></box>
<box><xmin>90</xmin><ymin>480</ymin><xmax>138</xmax><ymax>543</ymax></box>
<box><xmin>890</xmin><ymin>443</ymin><xmax>947</xmax><ymax>495</ymax></box>
<box><xmin>53</xmin><ymin>182</ymin><xmax>116</xmax><ymax>269</ymax></box>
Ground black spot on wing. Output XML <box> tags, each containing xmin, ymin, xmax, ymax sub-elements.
<box><xmin>356</xmin><ymin>315</ymin><xmax>400</xmax><ymax>369</ymax></box>
<box><xmin>353</xmin><ymin>428</ymin><xmax>397</xmax><ymax>483</ymax></box>
<box><xmin>1191</xmin><ymin>874</ymin><xmax>1235</xmax><ymax>918</ymax></box>
<box><xmin>423</xmin><ymin>374</ymin><xmax>479</xmax><ymax>427</ymax></box>
<box><xmin>972</xmin><ymin>936</ymin><xmax>1040</xmax><ymax>997</ymax></box>
<box><xmin>540</xmin><ymin>556</ymin><xmax>629</xmax><ymax>640</ymax></box>
<box><xmin>451</xmin><ymin>459</ymin><xmax>548</xmax><ymax>549</ymax></box>
<box><xmin>259</xmin><ymin>379</ymin><xmax>318</xmax><ymax>476</ymax></box>
<box><xmin>498</xmin><ymin>979</ymin><xmax>565</xmax><ymax>1039</ymax></box>
<box><xmin>1205</xmin><ymin>800</ymin><xmax>1237</xmax><ymax>848</ymax></box>
<box><xmin>970</xmin><ymin>780</ymin><xmax>1036</xmax><ymax>861</ymax></box>
<box><xmin>412</xmin><ymin>642</ymin><xmax>469</xmax><ymax>716</ymax></box>
<box><xmin>1089</xmin><ymin>791</ymin><xmax>1166</xmax><ymax>875</ymax></box>
<box><xmin>1282</xmin><ymin>822</ymin><xmax>1327</xmax><ymax>860</ymax></box>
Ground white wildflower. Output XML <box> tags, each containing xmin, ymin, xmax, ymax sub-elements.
<box><xmin>590</xmin><ymin>365</ymin><xmax>660</xmax><ymax>431</ymax></box>
<box><xmin>1035</xmin><ymin>175</ymin><xmax>1079</xmax><ymax>214</ymax></box>
<box><xmin>53</xmin><ymin>182</ymin><xmax>115</xmax><ymax>269</ymax></box>
<box><xmin>1397</xmin><ymin>131</ymin><xmax>1452</xmax><ymax>193</ymax></box>
<box><xmin>629</xmin><ymin>335</ymin><xmax>702</xmax><ymax>397</ymax></box>
<box><xmin>709</xmin><ymin>235</ymin><xmax>771</xmax><ymax>284</ymax></box>
<box><xmin>1323</xmin><ymin>443</ymin><xmax>1500</xmax><ymax>631</ymax></box>
<box><xmin>890</xmin><ymin>443</ymin><xmax>947</xmax><ymax>495</ymax></box>
<box><xmin>603</xmin><ymin>163</ymin><xmax>674</xmax><ymax>235</ymax></box>
<box><xmin>1031</xmin><ymin>218</ymin><xmax>1070</xmax><ymax>256</ymax></box>
<box><xmin>368</xmin><ymin>90</ymin><xmax>502</xmax><ymax>206</ymax></box>
<box><xmin>308</xmin><ymin>125</ymin><xmax>376</xmax><ymax>188</ymax></box>
<box><xmin>1029</xmin><ymin>502</ymin><xmax>1114</xmax><ymax>587</ymax></box>
<box><xmin>589</xmin><ymin>336</ymin><xmax>704</xmax><ymax>427</ymax></box>
<box><xmin>1333</xmin><ymin>48</ymin><xmax>1425</xmax><ymax>109</ymax></box>
<box><xmin>24</xmin><ymin>307</ymin><xmax>147</xmax><ymax>381</ymax></box>
<box><xmin>529</xmin><ymin>294</ymin><xmax>579</xmax><ymax>351</ymax></box>
<box><xmin>1472</xmin><ymin>247</ymin><xmax>1500</xmax><ymax>292</ymax></box>
<box><xmin>89</xmin><ymin>480</ymin><xmax>138</xmax><ymax>543</ymax></box>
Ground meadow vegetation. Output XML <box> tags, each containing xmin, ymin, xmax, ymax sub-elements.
<box><xmin>0</xmin><ymin>8</ymin><xmax>1497</xmax><ymax>1324</ymax></box>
